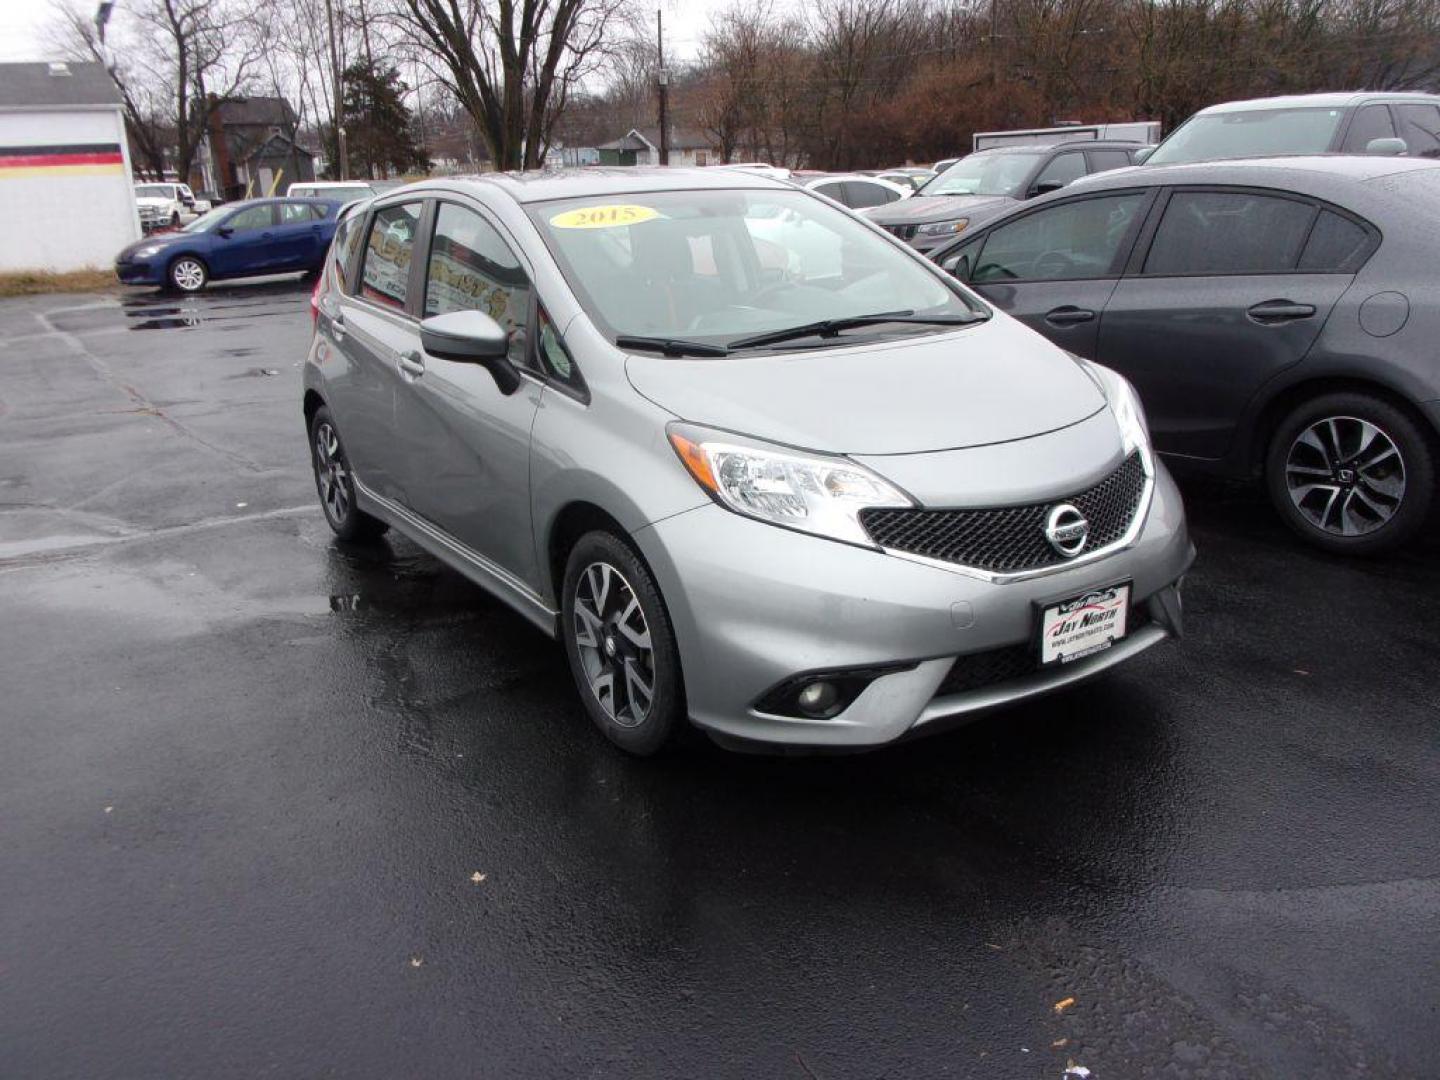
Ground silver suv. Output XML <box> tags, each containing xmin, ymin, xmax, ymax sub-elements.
<box><xmin>303</xmin><ymin>170</ymin><xmax>1193</xmax><ymax>755</ymax></box>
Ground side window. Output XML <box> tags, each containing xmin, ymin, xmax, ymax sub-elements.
<box><xmin>280</xmin><ymin>202</ymin><xmax>313</xmax><ymax>224</ymax></box>
<box><xmin>310</xmin><ymin>203</ymin><xmax>333</xmax><ymax>220</ymax></box>
<box><xmin>1298</xmin><ymin>210</ymin><xmax>1375</xmax><ymax>272</ymax></box>
<box><xmin>226</xmin><ymin>204</ymin><xmax>273</xmax><ymax>232</ymax></box>
<box><xmin>360</xmin><ymin>202</ymin><xmax>422</xmax><ymax>311</ymax></box>
<box><xmin>1341</xmin><ymin>104</ymin><xmax>1396</xmax><ymax>152</ymax></box>
<box><xmin>846</xmin><ymin>181</ymin><xmax>898</xmax><ymax>208</ymax></box>
<box><xmin>813</xmin><ymin>181</ymin><xmax>846</xmax><ymax>204</ymax></box>
<box><xmin>536</xmin><ymin>307</ymin><xmax>584</xmax><ymax>391</ymax></box>
<box><xmin>1144</xmin><ymin>191</ymin><xmax>1315</xmax><ymax>276</ymax></box>
<box><xmin>972</xmin><ymin>193</ymin><xmax>1146</xmax><ymax>283</ymax></box>
<box><xmin>1030</xmin><ymin>152</ymin><xmax>1086</xmax><ymax>194</ymax></box>
<box><xmin>424</xmin><ymin>202</ymin><xmax>533</xmax><ymax>370</ymax></box>
<box><xmin>1087</xmin><ymin>149</ymin><xmax>1133</xmax><ymax>173</ymax></box>
<box><xmin>330</xmin><ymin>212</ymin><xmax>364</xmax><ymax>292</ymax></box>
<box><xmin>940</xmin><ymin>234</ymin><xmax>984</xmax><ymax>280</ymax></box>
<box><xmin>1394</xmin><ymin>104</ymin><xmax>1440</xmax><ymax>157</ymax></box>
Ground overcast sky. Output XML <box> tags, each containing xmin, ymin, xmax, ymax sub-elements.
<box><xmin>0</xmin><ymin>0</ymin><xmax>739</xmax><ymax>64</ymax></box>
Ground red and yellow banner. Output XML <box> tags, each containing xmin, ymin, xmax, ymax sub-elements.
<box><xmin>0</xmin><ymin>143</ymin><xmax>125</xmax><ymax>178</ymax></box>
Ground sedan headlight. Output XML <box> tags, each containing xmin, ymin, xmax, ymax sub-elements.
<box><xmin>916</xmin><ymin>218</ymin><xmax>970</xmax><ymax>237</ymax></box>
<box><xmin>135</xmin><ymin>244</ymin><xmax>164</xmax><ymax>258</ymax></box>
<box><xmin>668</xmin><ymin>423</ymin><xmax>912</xmax><ymax>546</ymax></box>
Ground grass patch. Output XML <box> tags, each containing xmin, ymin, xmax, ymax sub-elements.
<box><xmin>0</xmin><ymin>269</ymin><xmax>118</xmax><ymax>298</ymax></box>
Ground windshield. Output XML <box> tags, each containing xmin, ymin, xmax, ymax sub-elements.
<box><xmin>181</xmin><ymin>206</ymin><xmax>230</xmax><ymax>232</ymax></box>
<box><xmin>1147</xmin><ymin>107</ymin><xmax>1346</xmax><ymax>165</ymax></box>
<box><xmin>918</xmin><ymin>152</ymin><xmax>1038</xmax><ymax>196</ymax></box>
<box><xmin>135</xmin><ymin>185</ymin><xmax>173</xmax><ymax>199</ymax></box>
<box><xmin>528</xmin><ymin>189</ymin><xmax>977</xmax><ymax>350</ymax></box>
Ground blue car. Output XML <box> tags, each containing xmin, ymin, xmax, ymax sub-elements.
<box><xmin>115</xmin><ymin>197</ymin><xmax>346</xmax><ymax>293</ymax></box>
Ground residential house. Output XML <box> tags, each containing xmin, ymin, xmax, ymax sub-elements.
<box><xmin>595</xmin><ymin>127</ymin><xmax>717</xmax><ymax>167</ymax></box>
<box><xmin>195</xmin><ymin>95</ymin><xmax>316</xmax><ymax>199</ymax></box>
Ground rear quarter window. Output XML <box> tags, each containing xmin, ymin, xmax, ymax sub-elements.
<box><xmin>1298</xmin><ymin>210</ymin><xmax>1376</xmax><ymax>272</ymax></box>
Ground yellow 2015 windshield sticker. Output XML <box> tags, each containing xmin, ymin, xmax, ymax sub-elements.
<box><xmin>550</xmin><ymin>204</ymin><xmax>660</xmax><ymax>229</ymax></box>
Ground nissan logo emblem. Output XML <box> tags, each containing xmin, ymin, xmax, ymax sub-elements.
<box><xmin>1044</xmin><ymin>503</ymin><xmax>1089</xmax><ymax>557</ymax></box>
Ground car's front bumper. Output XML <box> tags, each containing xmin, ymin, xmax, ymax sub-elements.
<box><xmin>634</xmin><ymin>460</ymin><xmax>1193</xmax><ymax>748</ymax></box>
<box><xmin>115</xmin><ymin>259</ymin><xmax>163</xmax><ymax>285</ymax></box>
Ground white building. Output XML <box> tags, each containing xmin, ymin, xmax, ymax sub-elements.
<box><xmin>0</xmin><ymin>61</ymin><xmax>140</xmax><ymax>273</ymax></box>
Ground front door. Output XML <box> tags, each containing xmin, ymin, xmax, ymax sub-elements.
<box><xmin>210</xmin><ymin>202</ymin><xmax>277</xmax><ymax>276</ymax></box>
<box><xmin>392</xmin><ymin>199</ymin><xmax>544</xmax><ymax>587</ymax></box>
<box><xmin>273</xmin><ymin>201</ymin><xmax>324</xmax><ymax>269</ymax></box>
<box><xmin>959</xmin><ymin>190</ymin><xmax>1153</xmax><ymax>359</ymax></box>
<box><xmin>1097</xmin><ymin>189</ymin><xmax>1361</xmax><ymax>459</ymax></box>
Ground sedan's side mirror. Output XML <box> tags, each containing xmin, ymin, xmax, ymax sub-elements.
<box><xmin>1030</xmin><ymin>181</ymin><xmax>1065</xmax><ymax>197</ymax></box>
<box><xmin>1133</xmin><ymin>145</ymin><xmax>1155</xmax><ymax>164</ymax></box>
<box><xmin>216</xmin><ymin>226</ymin><xmax>233</xmax><ymax>238</ymax></box>
<box><xmin>420</xmin><ymin>310</ymin><xmax>521</xmax><ymax>395</ymax></box>
<box><xmin>1365</xmin><ymin>137</ymin><xmax>1408</xmax><ymax>156</ymax></box>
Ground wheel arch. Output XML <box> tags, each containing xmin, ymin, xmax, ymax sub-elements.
<box><xmin>303</xmin><ymin>388</ymin><xmax>326</xmax><ymax>429</ymax></box>
<box><xmin>545</xmin><ymin>501</ymin><xmax>632</xmax><ymax>608</ymax></box>
<box><xmin>1245</xmin><ymin>374</ymin><xmax>1440</xmax><ymax>477</ymax></box>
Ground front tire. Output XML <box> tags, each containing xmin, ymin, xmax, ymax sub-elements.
<box><xmin>168</xmin><ymin>256</ymin><xmax>208</xmax><ymax>293</ymax></box>
<box><xmin>1265</xmin><ymin>391</ymin><xmax>1434</xmax><ymax>555</ymax></box>
<box><xmin>561</xmin><ymin>531</ymin><xmax>686</xmax><ymax>755</ymax></box>
<box><xmin>309</xmin><ymin>406</ymin><xmax>388</xmax><ymax>541</ymax></box>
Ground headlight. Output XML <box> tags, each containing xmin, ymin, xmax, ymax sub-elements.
<box><xmin>668</xmin><ymin>423</ymin><xmax>912</xmax><ymax>545</ymax></box>
<box><xmin>135</xmin><ymin>245</ymin><xmax>164</xmax><ymax>258</ymax></box>
<box><xmin>1075</xmin><ymin>357</ymin><xmax>1151</xmax><ymax>463</ymax></box>
<box><xmin>916</xmin><ymin>218</ymin><xmax>969</xmax><ymax>237</ymax></box>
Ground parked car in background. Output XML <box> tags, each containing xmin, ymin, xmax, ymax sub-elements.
<box><xmin>867</xmin><ymin>141</ymin><xmax>1146</xmax><ymax>252</ymax></box>
<box><xmin>134</xmin><ymin>182</ymin><xmax>196</xmax><ymax>231</ymax></box>
<box><xmin>973</xmin><ymin>122</ymin><xmax>1161</xmax><ymax>151</ymax></box>
<box><xmin>930</xmin><ymin>155</ymin><xmax>1440</xmax><ymax>553</ymax></box>
<box><xmin>866</xmin><ymin>167</ymin><xmax>937</xmax><ymax>191</ymax></box>
<box><xmin>304</xmin><ymin>169</ymin><xmax>1191</xmax><ymax>755</ymax></box>
<box><xmin>1144</xmin><ymin>92</ymin><xmax>1440</xmax><ymax>165</ymax></box>
<box><xmin>288</xmin><ymin>180</ymin><xmax>387</xmax><ymax>201</ymax></box>
<box><xmin>803</xmin><ymin>173</ymin><xmax>911</xmax><ymax>209</ymax></box>
<box><xmin>934</xmin><ymin>157</ymin><xmax>961</xmax><ymax>174</ymax></box>
<box><xmin>115</xmin><ymin>196</ymin><xmax>343</xmax><ymax>292</ymax></box>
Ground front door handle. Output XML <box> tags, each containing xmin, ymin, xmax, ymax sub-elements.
<box><xmin>330</xmin><ymin>311</ymin><xmax>346</xmax><ymax>339</ymax></box>
<box><xmin>1044</xmin><ymin>305</ymin><xmax>1095</xmax><ymax>327</ymax></box>
<box><xmin>397</xmin><ymin>351</ymin><xmax>425</xmax><ymax>380</ymax></box>
<box><xmin>1247</xmin><ymin>300</ymin><xmax>1316</xmax><ymax>324</ymax></box>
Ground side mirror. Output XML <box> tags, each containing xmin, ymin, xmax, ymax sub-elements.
<box><xmin>1365</xmin><ymin>137</ymin><xmax>1408</xmax><ymax>156</ymax></box>
<box><xmin>1031</xmin><ymin>181</ymin><xmax>1065</xmax><ymax>197</ymax></box>
<box><xmin>217</xmin><ymin>226</ymin><xmax>234</xmax><ymax>238</ymax></box>
<box><xmin>1133</xmin><ymin>146</ymin><xmax>1155</xmax><ymax>164</ymax></box>
<box><xmin>420</xmin><ymin>310</ymin><xmax>521</xmax><ymax>394</ymax></box>
<box><xmin>940</xmin><ymin>253</ymin><xmax>969</xmax><ymax>280</ymax></box>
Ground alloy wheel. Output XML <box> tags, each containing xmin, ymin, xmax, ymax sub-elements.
<box><xmin>171</xmin><ymin>259</ymin><xmax>205</xmax><ymax>291</ymax></box>
<box><xmin>572</xmin><ymin>561</ymin><xmax>655</xmax><ymax>728</ymax></box>
<box><xmin>313</xmin><ymin>421</ymin><xmax>350</xmax><ymax>524</ymax></box>
<box><xmin>1284</xmin><ymin>415</ymin><xmax>1406</xmax><ymax>537</ymax></box>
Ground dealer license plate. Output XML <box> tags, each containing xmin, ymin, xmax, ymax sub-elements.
<box><xmin>1039</xmin><ymin>584</ymin><xmax>1130</xmax><ymax>666</ymax></box>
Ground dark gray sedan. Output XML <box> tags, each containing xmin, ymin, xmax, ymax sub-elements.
<box><xmin>928</xmin><ymin>155</ymin><xmax>1440</xmax><ymax>554</ymax></box>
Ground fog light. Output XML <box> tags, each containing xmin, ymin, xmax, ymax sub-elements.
<box><xmin>797</xmin><ymin>681</ymin><xmax>839</xmax><ymax>716</ymax></box>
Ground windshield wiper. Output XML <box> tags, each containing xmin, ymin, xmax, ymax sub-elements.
<box><xmin>727</xmin><ymin>310</ymin><xmax>983</xmax><ymax>351</ymax></box>
<box><xmin>614</xmin><ymin>335</ymin><xmax>730</xmax><ymax>358</ymax></box>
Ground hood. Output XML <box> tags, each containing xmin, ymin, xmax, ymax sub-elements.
<box><xmin>864</xmin><ymin>193</ymin><xmax>1016</xmax><ymax>226</ymax></box>
<box><xmin>136</xmin><ymin>197</ymin><xmax>174</xmax><ymax>207</ymax></box>
<box><xmin>623</xmin><ymin>314</ymin><xmax>1106</xmax><ymax>456</ymax></box>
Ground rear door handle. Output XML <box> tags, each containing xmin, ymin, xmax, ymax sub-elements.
<box><xmin>397</xmin><ymin>351</ymin><xmax>425</xmax><ymax>380</ymax></box>
<box><xmin>1247</xmin><ymin>300</ymin><xmax>1316</xmax><ymax>324</ymax></box>
<box><xmin>330</xmin><ymin>311</ymin><xmax>346</xmax><ymax>339</ymax></box>
<box><xmin>1044</xmin><ymin>306</ymin><xmax>1095</xmax><ymax>327</ymax></box>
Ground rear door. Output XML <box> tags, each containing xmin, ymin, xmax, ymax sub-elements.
<box><xmin>273</xmin><ymin>201</ymin><xmax>323</xmax><ymax>268</ymax></box>
<box><xmin>330</xmin><ymin>200</ymin><xmax>427</xmax><ymax>502</ymax></box>
<box><xmin>1096</xmin><ymin>187</ymin><xmax>1364</xmax><ymax>459</ymax></box>
<box><xmin>392</xmin><ymin>198</ymin><xmax>545</xmax><ymax>584</ymax></box>
<box><xmin>951</xmin><ymin>189</ymin><xmax>1153</xmax><ymax>358</ymax></box>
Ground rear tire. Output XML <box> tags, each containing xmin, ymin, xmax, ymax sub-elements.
<box><xmin>561</xmin><ymin>531</ymin><xmax>686</xmax><ymax>756</ymax></box>
<box><xmin>308</xmin><ymin>406</ymin><xmax>388</xmax><ymax>542</ymax></box>
<box><xmin>1265</xmin><ymin>391</ymin><xmax>1433</xmax><ymax>555</ymax></box>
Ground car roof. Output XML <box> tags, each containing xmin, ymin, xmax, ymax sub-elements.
<box><xmin>1056</xmin><ymin>154</ymin><xmax>1440</xmax><ymax>196</ymax></box>
<box><xmin>969</xmin><ymin>139</ymin><xmax>1143</xmax><ymax>156</ymax></box>
<box><xmin>1195</xmin><ymin>91</ymin><xmax>1440</xmax><ymax>114</ymax></box>
<box><xmin>416</xmin><ymin>166</ymin><xmax>786</xmax><ymax>205</ymax></box>
<box><xmin>293</xmin><ymin>181</ymin><xmax>374</xmax><ymax>187</ymax></box>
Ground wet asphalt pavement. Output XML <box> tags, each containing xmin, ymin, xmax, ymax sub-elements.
<box><xmin>1</xmin><ymin>277</ymin><xmax>1437</xmax><ymax>1079</ymax></box>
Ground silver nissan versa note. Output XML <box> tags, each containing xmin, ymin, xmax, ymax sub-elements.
<box><xmin>303</xmin><ymin>168</ymin><xmax>1193</xmax><ymax>755</ymax></box>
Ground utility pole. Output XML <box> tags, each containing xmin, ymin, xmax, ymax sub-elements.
<box><xmin>324</xmin><ymin>0</ymin><xmax>348</xmax><ymax>179</ymax></box>
<box><xmin>656</xmin><ymin>8</ymin><xmax>669</xmax><ymax>166</ymax></box>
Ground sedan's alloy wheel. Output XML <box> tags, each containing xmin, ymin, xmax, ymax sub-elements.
<box><xmin>1284</xmin><ymin>415</ymin><xmax>1405</xmax><ymax>537</ymax></box>
<box><xmin>572</xmin><ymin>561</ymin><xmax>654</xmax><ymax>728</ymax></box>
<box><xmin>313</xmin><ymin>420</ymin><xmax>350</xmax><ymax>524</ymax></box>
<box><xmin>170</xmin><ymin>258</ymin><xmax>205</xmax><ymax>292</ymax></box>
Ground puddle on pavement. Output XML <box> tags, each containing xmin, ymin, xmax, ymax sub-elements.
<box><xmin>226</xmin><ymin>367</ymin><xmax>281</xmax><ymax>379</ymax></box>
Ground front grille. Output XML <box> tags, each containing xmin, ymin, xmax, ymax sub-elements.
<box><xmin>861</xmin><ymin>452</ymin><xmax>1147</xmax><ymax>574</ymax></box>
<box><xmin>935</xmin><ymin>606</ymin><xmax>1151</xmax><ymax>697</ymax></box>
<box><xmin>884</xmin><ymin>223</ymin><xmax>918</xmax><ymax>241</ymax></box>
